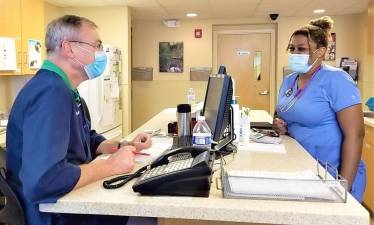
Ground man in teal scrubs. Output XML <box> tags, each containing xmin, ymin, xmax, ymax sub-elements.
<box><xmin>6</xmin><ymin>15</ymin><xmax>153</xmax><ymax>225</ymax></box>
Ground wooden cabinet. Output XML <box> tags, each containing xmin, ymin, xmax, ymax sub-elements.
<box><xmin>0</xmin><ymin>0</ymin><xmax>44</xmax><ymax>76</ymax></box>
<box><xmin>363</xmin><ymin>124</ymin><xmax>374</xmax><ymax>211</ymax></box>
<box><xmin>0</xmin><ymin>0</ymin><xmax>22</xmax><ymax>76</ymax></box>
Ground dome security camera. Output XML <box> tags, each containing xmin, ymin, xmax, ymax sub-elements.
<box><xmin>269</xmin><ymin>13</ymin><xmax>279</xmax><ymax>21</ymax></box>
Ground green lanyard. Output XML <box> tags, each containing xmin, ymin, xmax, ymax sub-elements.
<box><xmin>41</xmin><ymin>60</ymin><xmax>81</xmax><ymax>103</ymax></box>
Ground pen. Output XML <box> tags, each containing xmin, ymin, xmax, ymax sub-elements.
<box><xmin>133</xmin><ymin>152</ymin><xmax>151</xmax><ymax>156</ymax></box>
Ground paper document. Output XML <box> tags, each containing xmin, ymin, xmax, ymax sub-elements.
<box><xmin>224</xmin><ymin>170</ymin><xmax>338</xmax><ymax>201</ymax></box>
<box><xmin>97</xmin><ymin>137</ymin><xmax>173</xmax><ymax>164</ymax></box>
<box><xmin>238</xmin><ymin>142</ymin><xmax>286</xmax><ymax>154</ymax></box>
<box><xmin>0</xmin><ymin>37</ymin><xmax>17</xmax><ymax>71</ymax></box>
<box><xmin>134</xmin><ymin>137</ymin><xmax>173</xmax><ymax>164</ymax></box>
<box><xmin>28</xmin><ymin>39</ymin><xmax>42</xmax><ymax>69</ymax></box>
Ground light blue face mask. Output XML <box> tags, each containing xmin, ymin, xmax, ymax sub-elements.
<box><xmin>83</xmin><ymin>51</ymin><xmax>107</xmax><ymax>79</ymax></box>
<box><xmin>74</xmin><ymin>45</ymin><xmax>108</xmax><ymax>79</ymax></box>
<box><xmin>288</xmin><ymin>50</ymin><xmax>318</xmax><ymax>74</ymax></box>
<box><xmin>288</xmin><ymin>54</ymin><xmax>312</xmax><ymax>74</ymax></box>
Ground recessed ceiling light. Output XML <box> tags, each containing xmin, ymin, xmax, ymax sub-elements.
<box><xmin>313</xmin><ymin>9</ymin><xmax>326</xmax><ymax>14</ymax></box>
<box><xmin>186</xmin><ymin>13</ymin><xmax>197</xmax><ymax>17</ymax></box>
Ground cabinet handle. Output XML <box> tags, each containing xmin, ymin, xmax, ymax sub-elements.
<box><xmin>17</xmin><ymin>52</ymin><xmax>22</xmax><ymax>65</ymax></box>
<box><xmin>23</xmin><ymin>52</ymin><xmax>28</xmax><ymax>65</ymax></box>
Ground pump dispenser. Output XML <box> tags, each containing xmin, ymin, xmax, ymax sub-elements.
<box><xmin>231</xmin><ymin>96</ymin><xmax>240</xmax><ymax>143</ymax></box>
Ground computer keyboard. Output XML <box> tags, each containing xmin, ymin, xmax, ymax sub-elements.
<box><xmin>172</xmin><ymin>135</ymin><xmax>192</xmax><ymax>149</ymax></box>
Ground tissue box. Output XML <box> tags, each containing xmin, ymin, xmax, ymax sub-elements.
<box><xmin>366</xmin><ymin>98</ymin><xmax>374</xmax><ymax>111</ymax></box>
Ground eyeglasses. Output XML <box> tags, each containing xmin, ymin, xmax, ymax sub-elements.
<box><xmin>69</xmin><ymin>40</ymin><xmax>103</xmax><ymax>51</ymax></box>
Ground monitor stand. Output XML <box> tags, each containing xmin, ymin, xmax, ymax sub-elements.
<box><xmin>212</xmin><ymin>105</ymin><xmax>237</xmax><ymax>159</ymax></box>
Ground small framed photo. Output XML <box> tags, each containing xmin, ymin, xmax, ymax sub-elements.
<box><xmin>159</xmin><ymin>42</ymin><xmax>183</xmax><ymax>73</ymax></box>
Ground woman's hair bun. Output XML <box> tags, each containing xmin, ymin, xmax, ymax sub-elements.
<box><xmin>309</xmin><ymin>16</ymin><xmax>334</xmax><ymax>32</ymax></box>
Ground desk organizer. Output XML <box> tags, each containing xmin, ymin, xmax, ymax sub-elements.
<box><xmin>219</xmin><ymin>159</ymin><xmax>348</xmax><ymax>203</ymax></box>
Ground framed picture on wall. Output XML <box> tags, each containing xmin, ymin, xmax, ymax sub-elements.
<box><xmin>159</xmin><ymin>42</ymin><xmax>183</xmax><ymax>73</ymax></box>
<box><xmin>325</xmin><ymin>33</ymin><xmax>336</xmax><ymax>61</ymax></box>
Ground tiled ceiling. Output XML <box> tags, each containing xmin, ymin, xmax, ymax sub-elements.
<box><xmin>45</xmin><ymin>0</ymin><xmax>370</xmax><ymax>20</ymax></box>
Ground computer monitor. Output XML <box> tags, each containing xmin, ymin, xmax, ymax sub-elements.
<box><xmin>218</xmin><ymin>65</ymin><xmax>227</xmax><ymax>75</ymax></box>
<box><xmin>202</xmin><ymin>74</ymin><xmax>233</xmax><ymax>143</ymax></box>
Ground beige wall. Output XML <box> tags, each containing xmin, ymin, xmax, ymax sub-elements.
<box><xmin>0</xmin><ymin>77</ymin><xmax>11</xmax><ymax>114</ymax></box>
<box><xmin>44</xmin><ymin>4</ymin><xmax>132</xmax><ymax>136</ymax></box>
<box><xmin>132</xmin><ymin>14</ymin><xmax>366</xmax><ymax>130</ymax></box>
<box><xmin>132</xmin><ymin>19</ymin><xmax>217</xmax><ymax>129</ymax></box>
<box><xmin>361</xmin><ymin>2</ymin><xmax>374</xmax><ymax>107</ymax></box>
<box><xmin>44</xmin><ymin>2</ymin><xmax>64</xmax><ymax>23</ymax></box>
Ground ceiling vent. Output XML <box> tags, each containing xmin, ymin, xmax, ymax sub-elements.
<box><xmin>163</xmin><ymin>19</ymin><xmax>180</xmax><ymax>28</ymax></box>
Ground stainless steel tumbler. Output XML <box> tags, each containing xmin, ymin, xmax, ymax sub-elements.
<box><xmin>177</xmin><ymin>104</ymin><xmax>191</xmax><ymax>136</ymax></box>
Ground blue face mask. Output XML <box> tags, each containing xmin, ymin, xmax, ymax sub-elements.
<box><xmin>288</xmin><ymin>49</ymin><xmax>319</xmax><ymax>74</ymax></box>
<box><xmin>74</xmin><ymin>45</ymin><xmax>108</xmax><ymax>79</ymax></box>
<box><xmin>83</xmin><ymin>51</ymin><xmax>107</xmax><ymax>79</ymax></box>
<box><xmin>288</xmin><ymin>54</ymin><xmax>312</xmax><ymax>74</ymax></box>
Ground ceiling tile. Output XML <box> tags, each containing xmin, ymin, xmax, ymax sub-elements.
<box><xmin>45</xmin><ymin>0</ymin><xmax>370</xmax><ymax>19</ymax></box>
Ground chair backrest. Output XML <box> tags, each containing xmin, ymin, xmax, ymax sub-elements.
<box><xmin>0</xmin><ymin>168</ymin><xmax>25</xmax><ymax>225</ymax></box>
<box><xmin>80</xmin><ymin>97</ymin><xmax>91</xmax><ymax>123</ymax></box>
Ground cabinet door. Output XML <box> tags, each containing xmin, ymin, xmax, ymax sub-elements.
<box><xmin>0</xmin><ymin>0</ymin><xmax>22</xmax><ymax>75</ymax></box>
<box><xmin>363</xmin><ymin>125</ymin><xmax>374</xmax><ymax>210</ymax></box>
<box><xmin>21</xmin><ymin>0</ymin><xmax>45</xmax><ymax>75</ymax></box>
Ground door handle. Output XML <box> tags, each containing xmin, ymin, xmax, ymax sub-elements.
<box><xmin>258</xmin><ymin>90</ymin><xmax>269</xmax><ymax>95</ymax></box>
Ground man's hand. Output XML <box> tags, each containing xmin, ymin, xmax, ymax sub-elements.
<box><xmin>75</xmin><ymin>145</ymin><xmax>135</xmax><ymax>190</ymax></box>
<box><xmin>131</xmin><ymin>133</ymin><xmax>152</xmax><ymax>152</ymax></box>
<box><xmin>96</xmin><ymin>139</ymin><xmax>120</xmax><ymax>154</ymax></box>
<box><xmin>107</xmin><ymin>146</ymin><xmax>136</xmax><ymax>175</ymax></box>
<box><xmin>273</xmin><ymin>117</ymin><xmax>288</xmax><ymax>135</ymax></box>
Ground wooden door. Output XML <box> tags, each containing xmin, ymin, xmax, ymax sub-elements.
<box><xmin>0</xmin><ymin>0</ymin><xmax>22</xmax><ymax>75</ymax></box>
<box><xmin>21</xmin><ymin>0</ymin><xmax>45</xmax><ymax>75</ymax></box>
<box><xmin>217</xmin><ymin>33</ymin><xmax>271</xmax><ymax>112</ymax></box>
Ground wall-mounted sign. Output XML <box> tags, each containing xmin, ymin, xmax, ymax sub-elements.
<box><xmin>194</xmin><ymin>29</ymin><xmax>202</xmax><ymax>38</ymax></box>
<box><xmin>236</xmin><ymin>50</ymin><xmax>250</xmax><ymax>56</ymax></box>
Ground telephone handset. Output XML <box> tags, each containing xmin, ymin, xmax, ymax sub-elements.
<box><xmin>132</xmin><ymin>146</ymin><xmax>214</xmax><ymax>197</ymax></box>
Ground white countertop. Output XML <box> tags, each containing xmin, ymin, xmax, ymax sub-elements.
<box><xmin>364</xmin><ymin>117</ymin><xmax>374</xmax><ymax>127</ymax></box>
<box><xmin>39</xmin><ymin>109</ymin><xmax>369</xmax><ymax>225</ymax></box>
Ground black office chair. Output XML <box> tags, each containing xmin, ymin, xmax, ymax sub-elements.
<box><xmin>0</xmin><ymin>148</ymin><xmax>25</xmax><ymax>225</ymax></box>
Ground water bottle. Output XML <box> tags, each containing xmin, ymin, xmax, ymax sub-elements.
<box><xmin>239</xmin><ymin>107</ymin><xmax>251</xmax><ymax>143</ymax></box>
<box><xmin>187</xmin><ymin>88</ymin><xmax>196</xmax><ymax>105</ymax></box>
<box><xmin>192</xmin><ymin>116</ymin><xmax>212</xmax><ymax>149</ymax></box>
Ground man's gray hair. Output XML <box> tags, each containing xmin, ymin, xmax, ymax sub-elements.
<box><xmin>46</xmin><ymin>15</ymin><xmax>97</xmax><ymax>54</ymax></box>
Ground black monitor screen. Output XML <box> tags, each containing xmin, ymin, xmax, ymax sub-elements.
<box><xmin>202</xmin><ymin>74</ymin><xmax>233</xmax><ymax>142</ymax></box>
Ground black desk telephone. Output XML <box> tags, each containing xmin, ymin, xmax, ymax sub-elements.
<box><xmin>132</xmin><ymin>146</ymin><xmax>214</xmax><ymax>197</ymax></box>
